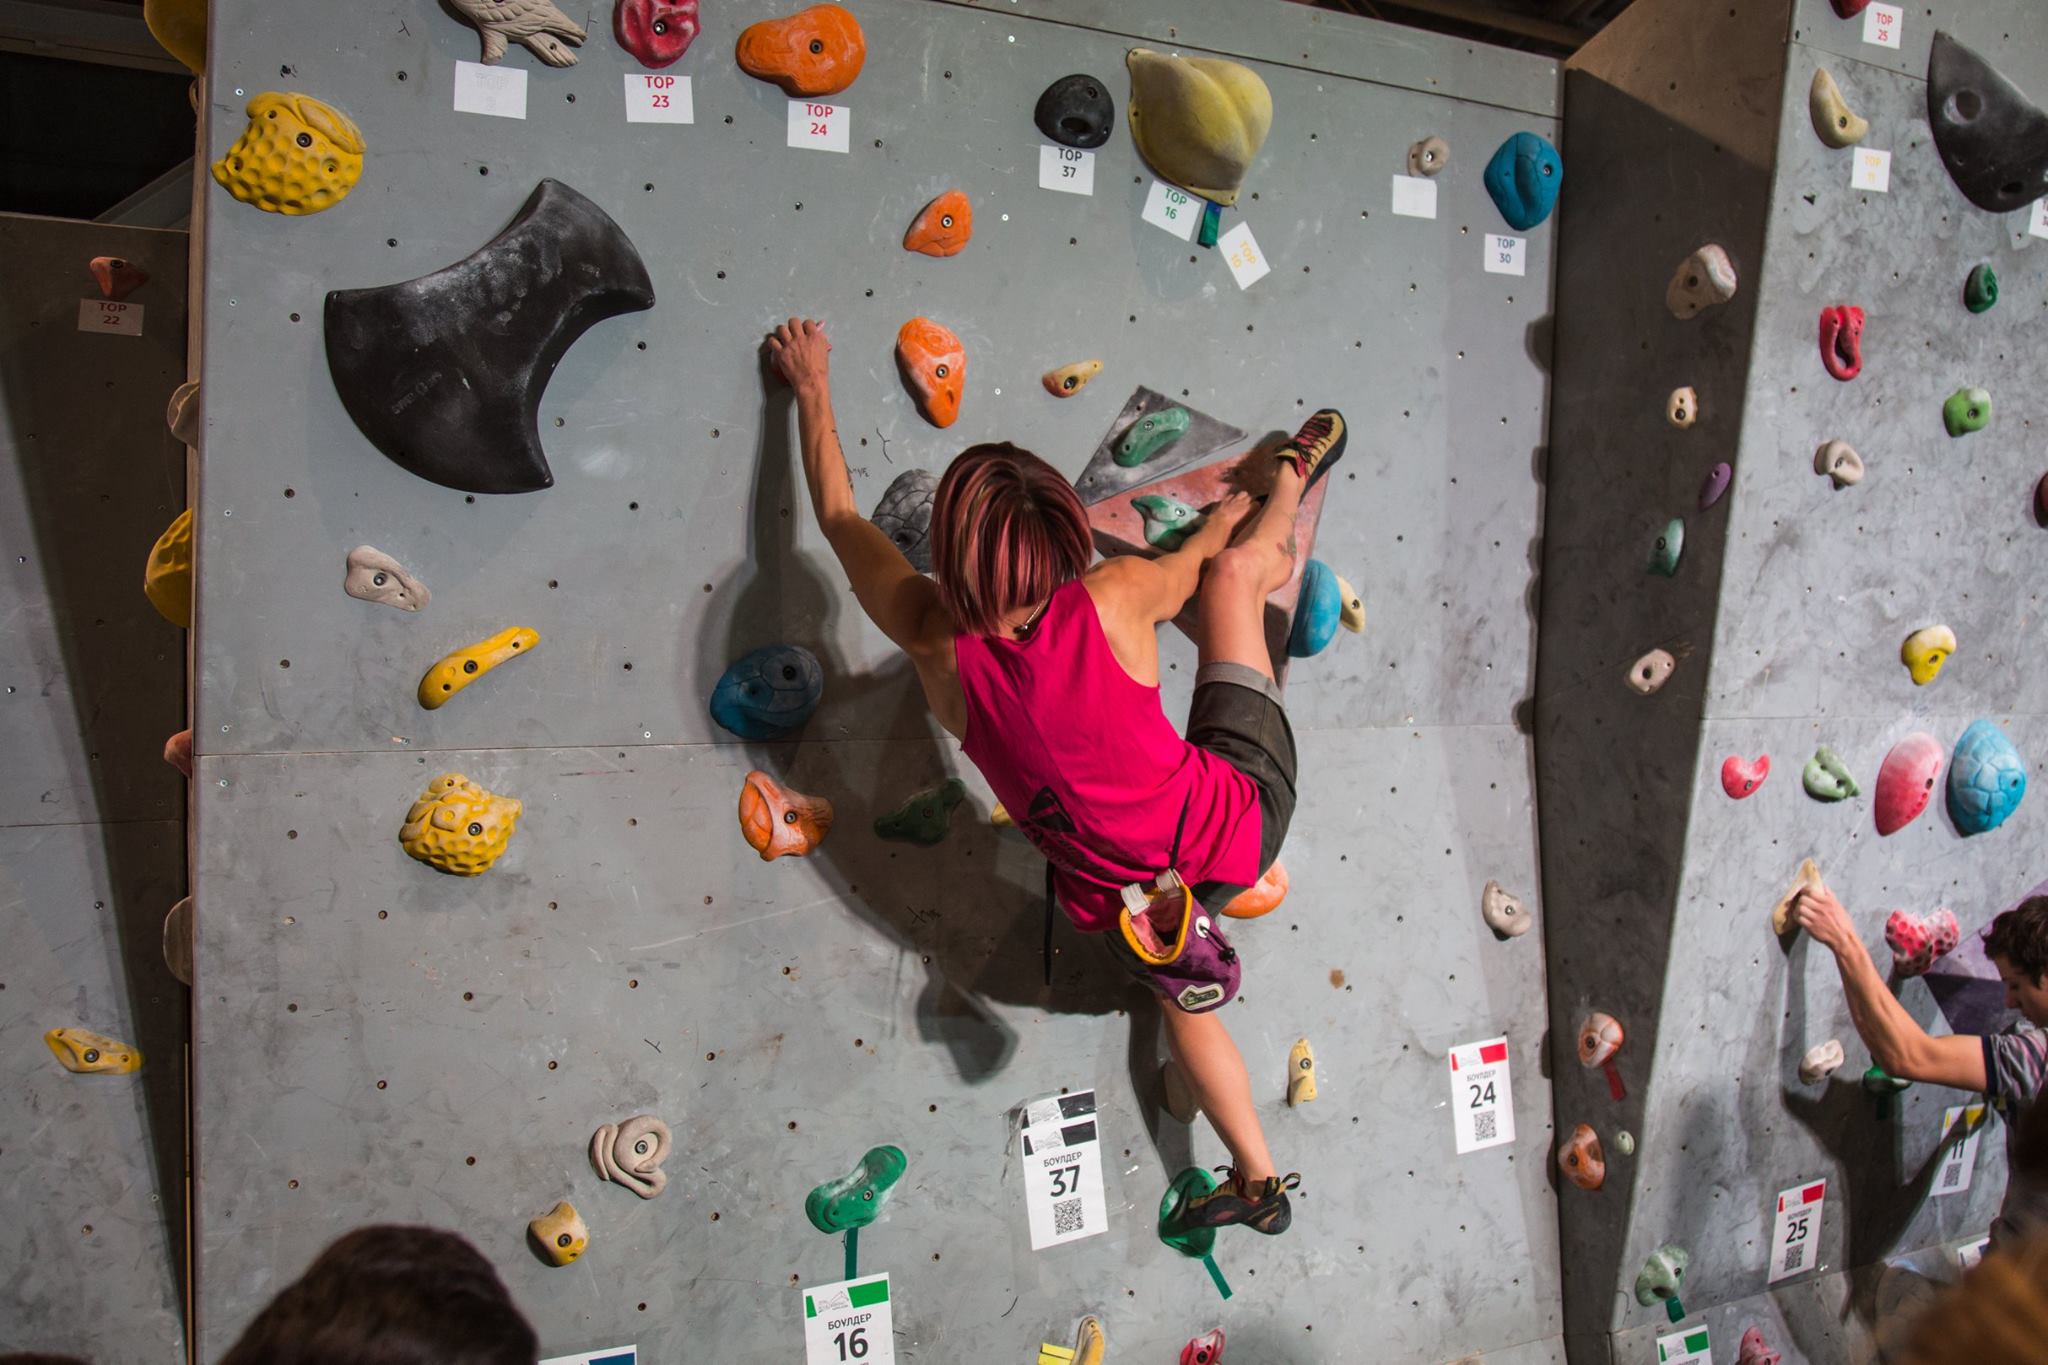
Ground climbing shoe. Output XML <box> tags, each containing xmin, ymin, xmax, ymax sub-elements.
<box><xmin>1171</xmin><ymin>1165</ymin><xmax>1301</xmax><ymax>1235</ymax></box>
<box><xmin>1274</xmin><ymin>409</ymin><xmax>1346</xmax><ymax>490</ymax></box>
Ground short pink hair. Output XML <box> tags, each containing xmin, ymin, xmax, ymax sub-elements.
<box><xmin>931</xmin><ymin>443</ymin><xmax>1092</xmax><ymax>637</ymax></box>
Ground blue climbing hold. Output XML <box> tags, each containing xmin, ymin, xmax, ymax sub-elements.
<box><xmin>1483</xmin><ymin>132</ymin><xmax>1562</xmax><ymax>232</ymax></box>
<box><xmin>1947</xmin><ymin>718</ymin><xmax>2026</xmax><ymax>836</ymax></box>
<box><xmin>710</xmin><ymin>644</ymin><xmax>823</xmax><ymax>740</ymax></box>
<box><xmin>1286</xmin><ymin>559</ymin><xmax>1341</xmax><ymax>659</ymax></box>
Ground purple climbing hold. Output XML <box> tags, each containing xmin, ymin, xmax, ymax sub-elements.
<box><xmin>1698</xmin><ymin>463</ymin><xmax>1732</xmax><ymax>510</ymax></box>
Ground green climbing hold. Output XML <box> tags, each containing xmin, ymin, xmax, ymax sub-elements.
<box><xmin>1965</xmin><ymin>264</ymin><xmax>1998</xmax><ymax>314</ymax></box>
<box><xmin>1633</xmin><ymin>1244</ymin><xmax>1689</xmax><ymax>1314</ymax></box>
<box><xmin>1943</xmin><ymin>386</ymin><xmax>1991</xmax><ymax>436</ymax></box>
<box><xmin>1132</xmin><ymin>493</ymin><xmax>1206</xmax><ymax>551</ymax></box>
<box><xmin>874</xmin><ymin>777</ymin><xmax>966</xmax><ymax>845</ymax></box>
<box><xmin>1802</xmin><ymin>747</ymin><xmax>1860</xmax><ymax>802</ymax></box>
<box><xmin>1863</xmin><ymin>1063</ymin><xmax>1910</xmax><ymax>1119</ymax></box>
<box><xmin>1647</xmin><ymin>518</ymin><xmax>1683</xmax><ymax>577</ymax></box>
<box><xmin>1114</xmin><ymin>406</ymin><xmax>1190</xmax><ymax>468</ymax></box>
<box><xmin>1157</xmin><ymin>1167</ymin><xmax>1218</xmax><ymax>1257</ymax></box>
<box><xmin>1196</xmin><ymin>199</ymin><xmax>1223</xmax><ymax>248</ymax></box>
<box><xmin>805</xmin><ymin>1145</ymin><xmax>908</xmax><ymax>1233</ymax></box>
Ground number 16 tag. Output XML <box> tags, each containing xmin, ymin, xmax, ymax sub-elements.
<box><xmin>1019</xmin><ymin>1089</ymin><xmax>1107</xmax><ymax>1249</ymax></box>
<box><xmin>1448</xmin><ymin>1036</ymin><xmax>1514</xmax><ymax>1153</ymax></box>
<box><xmin>802</xmin><ymin>1273</ymin><xmax>893</xmax><ymax>1365</ymax></box>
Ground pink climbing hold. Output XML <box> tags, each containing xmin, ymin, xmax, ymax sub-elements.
<box><xmin>1180</xmin><ymin>1328</ymin><xmax>1226</xmax><ymax>1365</ymax></box>
<box><xmin>1721</xmin><ymin>754</ymin><xmax>1769</xmax><ymax>799</ymax></box>
<box><xmin>1830</xmin><ymin>0</ymin><xmax>1870</xmax><ymax>15</ymax></box>
<box><xmin>1885</xmin><ymin>908</ymin><xmax>1960</xmax><ymax>977</ymax></box>
<box><xmin>1736</xmin><ymin>1327</ymin><xmax>1782</xmax><ymax>1365</ymax></box>
<box><xmin>1875</xmin><ymin>732</ymin><xmax>1943</xmax><ymax>835</ymax></box>
<box><xmin>1698</xmin><ymin>462</ymin><xmax>1732</xmax><ymax>510</ymax></box>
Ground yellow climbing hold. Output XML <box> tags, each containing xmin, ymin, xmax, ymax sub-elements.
<box><xmin>45</xmin><ymin>1027</ymin><xmax>143</xmax><ymax>1074</ymax></box>
<box><xmin>143</xmin><ymin>0</ymin><xmax>206</xmax><ymax>73</ymax></box>
<box><xmin>417</xmin><ymin>626</ymin><xmax>539</xmax><ymax>709</ymax></box>
<box><xmin>1126</xmin><ymin>48</ymin><xmax>1273</xmax><ymax>207</ymax></box>
<box><xmin>211</xmin><ymin>92</ymin><xmax>365</xmax><ymax>216</ymax></box>
<box><xmin>991</xmin><ymin>802</ymin><xmax>1013</xmax><ymax>827</ymax></box>
<box><xmin>1901</xmin><ymin>624</ymin><xmax>1956</xmax><ymax>686</ymax></box>
<box><xmin>1335</xmin><ymin>573</ymin><xmax>1365</xmax><ymax>633</ymax></box>
<box><xmin>527</xmin><ymin>1200</ymin><xmax>588</xmax><ymax>1265</ymax></box>
<box><xmin>1287</xmin><ymin>1036</ymin><xmax>1318</xmax><ymax>1106</ymax></box>
<box><xmin>399</xmin><ymin>772</ymin><xmax>523</xmax><ymax>876</ymax></box>
<box><xmin>143</xmin><ymin>506</ymin><xmax>193</xmax><ymax>629</ymax></box>
<box><xmin>1772</xmin><ymin>857</ymin><xmax>1822</xmax><ymax>936</ymax></box>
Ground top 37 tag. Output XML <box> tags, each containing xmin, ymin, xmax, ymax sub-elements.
<box><xmin>788</xmin><ymin>99</ymin><xmax>849</xmax><ymax>153</ymax></box>
<box><xmin>1018</xmin><ymin>1089</ymin><xmax>1107</xmax><ymax>1249</ymax></box>
<box><xmin>1039</xmin><ymin>145</ymin><xmax>1095</xmax><ymax>196</ymax></box>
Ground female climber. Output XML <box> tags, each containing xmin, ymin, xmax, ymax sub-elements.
<box><xmin>767</xmin><ymin>316</ymin><xmax>1345</xmax><ymax>1237</ymax></box>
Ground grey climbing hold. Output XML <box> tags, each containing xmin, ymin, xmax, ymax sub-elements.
<box><xmin>162</xmin><ymin>896</ymin><xmax>193</xmax><ymax>986</ymax></box>
<box><xmin>870</xmin><ymin>468</ymin><xmax>938</xmax><ymax>572</ymax></box>
<box><xmin>590</xmin><ymin>1114</ymin><xmax>671</xmax><ymax>1198</ymax></box>
<box><xmin>1927</xmin><ymin>31</ymin><xmax>2048</xmax><ymax>215</ymax></box>
<box><xmin>1799</xmin><ymin>1039</ymin><xmax>1846</xmax><ymax>1085</ymax></box>
<box><xmin>166</xmin><ymin>379</ymin><xmax>200</xmax><ymax>447</ymax></box>
<box><xmin>344</xmin><ymin>546</ymin><xmax>431</xmax><ymax>611</ymax></box>
<box><xmin>1481</xmin><ymin>879</ymin><xmax>1531</xmax><ymax>940</ymax></box>
<box><xmin>1814</xmin><ymin>439</ymin><xmax>1863</xmax><ymax>488</ymax></box>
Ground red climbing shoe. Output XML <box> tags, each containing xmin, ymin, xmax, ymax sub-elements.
<box><xmin>1274</xmin><ymin>409</ymin><xmax>1346</xmax><ymax>490</ymax></box>
<box><xmin>1172</xmin><ymin>1166</ymin><xmax>1301</xmax><ymax>1235</ymax></box>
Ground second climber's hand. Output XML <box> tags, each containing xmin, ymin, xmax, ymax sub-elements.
<box><xmin>767</xmin><ymin>316</ymin><xmax>832</xmax><ymax>396</ymax></box>
<box><xmin>1790</xmin><ymin>884</ymin><xmax>1858</xmax><ymax>956</ymax></box>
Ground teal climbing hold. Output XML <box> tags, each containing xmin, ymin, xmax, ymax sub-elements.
<box><xmin>1863</xmin><ymin>1063</ymin><xmax>1910</xmax><ymax>1119</ymax></box>
<box><xmin>805</xmin><ymin>1145</ymin><xmax>908</xmax><ymax>1233</ymax></box>
<box><xmin>874</xmin><ymin>777</ymin><xmax>967</xmax><ymax>845</ymax></box>
<box><xmin>1286</xmin><ymin>560</ymin><xmax>1341</xmax><ymax>658</ymax></box>
<box><xmin>1132</xmin><ymin>493</ymin><xmax>1205</xmax><ymax>551</ymax></box>
<box><xmin>1115</xmin><ymin>407</ymin><xmax>1190</xmax><ymax>468</ymax></box>
<box><xmin>1943</xmin><ymin>386</ymin><xmax>1991</xmax><ymax>436</ymax></box>
<box><xmin>1482</xmin><ymin>131</ymin><xmax>1562</xmax><ymax>231</ymax></box>
<box><xmin>1948</xmin><ymin>718</ymin><xmax>2026</xmax><ymax>836</ymax></box>
<box><xmin>1633</xmin><ymin>1244</ymin><xmax>1689</xmax><ymax>1320</ymax></box>
<box><xmin>1647</xmin><ymin>518</ymin><xmax>1683</xmax><ymax>577</ymax></box>
<box><xmin>1802</xmin><ymin>747</ymin><xmax>1860</xmax><ymax>802</ymax></box>
<box><xmin>1964</xmin><ymin>264</ymin><xmax>1998</xmax><ymax>314</ymax></box>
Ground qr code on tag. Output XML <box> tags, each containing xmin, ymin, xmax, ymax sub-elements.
<box><xmin>1942</xmin><ymin>1163</ymin><xmax>1963</xmax><ymax>1190</ymax></box>
<box><xmin>1474</xmin><ymin>1110</ymin><xmax>1497</xmax><ymax>1142</ymax></box>
<box><xmin>1782</xmin><ymin>1244</ymin><xmax>1805</xmax><ymax>1273</ymax></box>
<box><xmin>1052</xmin><ymin>1199</ymin><xmax>1083</xmax><ymax>1235</ymax></box>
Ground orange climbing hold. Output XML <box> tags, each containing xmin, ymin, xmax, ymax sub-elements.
<box><xmin>903</xmin><ymin>190</ymin><xmax>972</xmax><ymax>257</ymax></box>
<box><xmin>738</xmin><ymin>770</ymin><xmax>834</xmax><ymax>860</ymax></box>
<box><xmin>1558</xmin><ymin>1123</ymin><xmax>1605</xmax><ymax>1191</ymax></box>
<box><xmin>895</xmin><ymin>317</ymin><xmax>965</xmax><ymax>428</ymax></box>
<box><xmin>1221</xmin><ymin>860</ymin><xmax>1287</xmax><ymax>918</ymax></box>
<box><xmin>735</xmin><ymin>2</ymin><xmax>865</xmax><ymax>97</ymax></box>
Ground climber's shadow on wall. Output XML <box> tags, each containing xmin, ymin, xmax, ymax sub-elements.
<box><xmin>697</xmin><ymin>357</ymin><xmax>1136</xmax><ymax>1083</ymax></box>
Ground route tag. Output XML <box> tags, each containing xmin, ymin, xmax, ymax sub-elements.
<box><xmin>1039</xmin><ymin>145</ymin><xmax>1095</xmax><ymax>196</ymax></box>
<box><xmin>1933</xmin><ymin>1103</ymin><xmax>1988</xmax><ymax>1198</ymax></box>
<box><xmin>1484</xmin><ymin>234</ymin><xmax>1526</xmax><ymax>277</ymax></box>
<box><xmin>453</xmin><ymin>61</ymin><xmax>526</xmax><ymax>119</ymax></box>
<box><xmin>78</xmin><ymin>300</ymin><xmax>142</xmax><ymax>336</ymax></box>
<box><xmin>624</xmin><ymin>73</ymin><xmax>692</xmax><ymax>124</ymax></box>
<box><xmin>1862</xmin><ymin>2</ymin><xmax>1901</xmax><ymax>48</ymax></box>
<box><xmin>802</xmin><ymin>1273</ymin><xmax>893</xmax><ymax>1365</ymax></box>
<box><xmin>1851</xmin><ymin>148</ymin><xmax>1892</xmax><ymax>192</ymax></box>
<box><xmin>1391</xmin><ymin>174</ymin><xmax>1437</xmax><ymax>219</ymax></box>
<box><xmin>1656</xmin><ymin>1326</ymin><xmax>1712</xmax><ymax>1364</ymax></box>
<box><xmin>1019</xmin><ymin>1089</ymin><xmax>1107</xmax><ymax>1249</ymax></box>
<box><xmin>788</xmin><ymin>100</ymin><xmax>849</xmax><ymax>153</ymax></box>
<box><xmin>1768</xmin><ymin>1178</ymin><xmax>1826</xmax><ymax>1283</ymax></box>
<box><xmin>1142</xmin><ymin>180</ymin><xmax>1200</xmax><ymax>240</ymax></box>
<box><xmin>1218</xmin><ymin>222</ymin><xmax>1270</xmax><ymax>289</ymax></box>
<box><xmin>541</xmin><ymin>1348</ymin><xmax>636</xmax><ymax>1365</ymax></box>
<box><xmin>1449</xmin><ymin>1036</ymin><xmax>1514</xmax><ymax>1153</ymax></box>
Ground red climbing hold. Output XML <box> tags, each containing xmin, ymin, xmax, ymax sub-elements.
<box><xmin>615</xmin><ymin>0</ymin><xmax>700</xmax><ymax>68</ymax></box>
<box><xmin>1885</xmin><ymin>907</ymin><xmax>1960</xmax><ymax>977</ymax></box>
<box><xmin>1721</xmin><ymin>754</ymin><xmax>1769</xmax><ymax>799</ymax></box>
<box><xmin>90</xmin><ymin>255</ymin><xmax>149</xmax><ymax>301</ymax></box>
<box><xmin>1819</xmin><ymin>305</ymin><xmax>1863</xmax><ymax>381</ymax></box>
<box><xmin>1875</xmin><ymin>732</ymin><xmax>1942</xmax><ymax>835</ymax></box>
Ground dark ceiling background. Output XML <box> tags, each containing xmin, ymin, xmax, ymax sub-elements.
<box><xmin>0</xmin><ymin>0</ymin><xmax>1632</xmax><ymax>221</ymax></box>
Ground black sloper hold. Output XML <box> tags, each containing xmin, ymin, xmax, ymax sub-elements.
<box><xmin>324</xmin><ymin>180</ymin><xmax>656</xmax><ymax>495</ymax></box>
<box><xmin>1034</xmin><ymin>73</ymin><xmax>1115</xmax><ymax>150</ymax></box>
<box><xmin>1927</xmin><ymin>31</ymin><xmax>2048</xmax><ymax>215</ymax></box>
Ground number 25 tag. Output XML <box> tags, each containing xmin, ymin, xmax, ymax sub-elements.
<box><xmin>802</xmin><ymin>1273</ymin><xmax>894</xmax><ymax>1365</ymax></box>
<box><xmin>788</xmin><ymin>100</ymin><xmax>849</xmax><ymax>153</ymax></box>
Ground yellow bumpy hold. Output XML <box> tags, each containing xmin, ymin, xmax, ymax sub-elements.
<box><xmin>418</xmin><ymin>627</ymin><xmax>539</xmax><ymax>709</ymax></box>
<box><xmin>211</xmin><ymin>92</ymin><xmax>365</xmax><ymax>216</ymax></box>
<box><xmin>144</xmin><ymin>506</ymin><xmax>194</xmax><ymax>629</ymax></box>
<box><xmin>45</xmin><ymin>1027</ymin><xmax>143</xmax><ymax>1074</ymax></box>
<box><xmin>1126</xmin><ymin>48</ymin><xmax>1273</xmax><ymax>207</ymax></box>
<box><xmin>527</xmin><ymin>1200</ymin><xmax>588</xmax><ymax>1265</ymax></box>
<box><xmin>143</xmin><ymin>0</ymin><xmax>206</xmax><ymax>72</ymax></box>
<box><xmin>1287</xmin><ymin>1036</ymin><xmax>1318</xmax><ymax>1106</ymax></box>
<box><xmin>400</xmin><ymin>773</ymin><xmax>522</xmax><ymax>875</ymax></box>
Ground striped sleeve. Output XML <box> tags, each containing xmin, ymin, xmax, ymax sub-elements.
<box><xmin>1987</xmin><ymin>1026</ymin><xmax>2048</xmax><ymax>1107</ymax></box>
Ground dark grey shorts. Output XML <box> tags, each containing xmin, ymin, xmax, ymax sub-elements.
<box><xmin>1184</xmin><ymin>662</ymin><xmax>1297</xmax><ymax>913</ymax></box>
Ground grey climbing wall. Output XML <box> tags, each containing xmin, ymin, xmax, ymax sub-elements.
<box><xmin>0</xmin><ymin>214</ymin><xmax>190</xmax><ymax>1358</ymax></box>
<box><xmin>1541</xmin><ymin>0</ymin><xmax>2048</xmax><ymax>1360</ymax></box>
<box><xmin>187</xmin><ymin>0</ymin><xmax>1566</xmax><ymax>1360</ymax></box>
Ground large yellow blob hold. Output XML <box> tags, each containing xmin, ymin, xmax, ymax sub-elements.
<box><xmin>144</xmin><ymin>506</ymin><xmax>193</xmax><ymax>629</ymax></box>
<box><xmin>143</xmin><ymin>0</ymin><xmax>207</xmax><ymax>73</ymax></box>
<box><xmin>400</xmin><ymin>773</ymin><xmax>522</xmax><ymax>875</ymax></box>
<box><xmin>45</xmin><ymin>1027</ymin><xmax>143</xmax><ymax>1074</ymax></box>
<box><xmin>417</xmin><ymin>627</ymin><xmax>540</xmax><ymax>709</ymax></box>
<box><xmin>212</xmin><ymin>92</ymin><xmax>365</xmax><ymax>216</ymax></box>
<box><xmin>1126</xmin><ymin>48</ymin><xmax>1273</xmax><ymax>207</ymax></box>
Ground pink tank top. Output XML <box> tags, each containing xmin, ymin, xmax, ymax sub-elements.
<box><xmin>954</xmin><ymin>579</ymin><xmax>1261</xmax><ymax>932</ymax></box>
